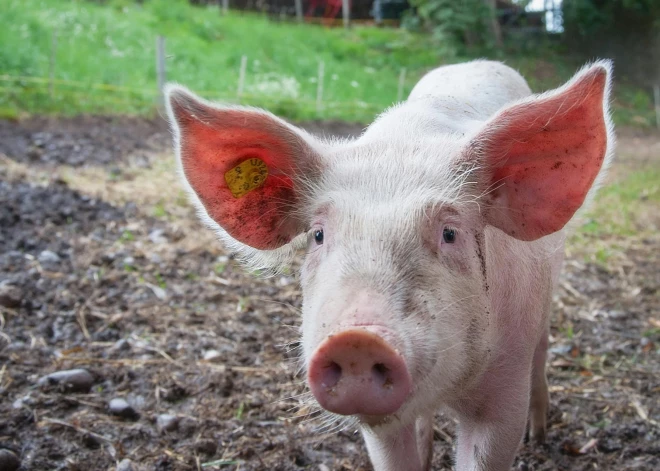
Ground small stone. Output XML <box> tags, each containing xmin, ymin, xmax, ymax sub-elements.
<box><xmin>38</xmin><ymin>250</ymin><xmax>61</xmax><ymax>267</ymax></box>
<box><xmin>109</xmin><ymin>398</ymin><xmax>140</xmax><ymax>420</ymax></box>
<box><xmin>277</xmin><ymin>276</ymin><xmax>294</xmax><ymax>286</ymax></box>
<box><xmin>194</xmin><ymin>438</ymin><xmax>217</xmax><ymax>455</ymax></box>
<box><xmin>0</xmin><ymin>282</ymin><xmax>22</xmax><ymax>308</ymax></box>
<box><xmin>116</xmin><ymin>459</ymin><xmax>136</xmax><ymax>471</ymax></box>
<box><xmin>178</xmin><ymin>417</ymin><xmax>197</xmax><ymax>438</ymax></box>
<box><xmin>123</xmin><ymin>256</ymin><xmax>135</xmax><ymax>267</ymax></box>
<box><xmin>100</xmin><ymin>253</ymin><xmax>116</xmax><ymax>264</ymax></box>
<box><xmin>110</xmin><ymin>338</ymin><xmax>131</xmax><ymax>353</ymax></box>
<box><xmin>145</xmin><ymin>283</ymin><xmax>167</xmax><ymax>300</ymax></box>
<box><xmin>203</xmin><ymin>350</ymin><xmax>222</xmax><ymax>362</ymax></box>
<box><xmin>148</xmin><ymin>229</ymin><xmax>168</xmax><ymax>244</ymax></box>
<box><xmin>0</xmin><ymin>449</ymin><xmax>20</xmax><ymax>471</ymax></box>
<box><xmin>38</xmin><ymin>369</ymin><xmax>94</xmax><ymax>393</ymax></box>
<box><xmin>157</xmin><ymin>414</ymin><xmax>180</xmax><ymax>433</ymax></box>
<box><xmin>599</xmin><ymin>438</ymin><xmax>623</xmax><ymax>453</ymax></box>
<box><xmin>149</xmin><ymin>253</ymin><xmax>163</xmax><ymax>264</ymax></box>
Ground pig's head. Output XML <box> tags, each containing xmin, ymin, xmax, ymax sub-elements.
<box><xmin>166</xmin><ymin>61</ymin><xmax>612</xmax><ymax>431</ymax></box>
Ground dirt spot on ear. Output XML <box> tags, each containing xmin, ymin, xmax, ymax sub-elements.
<box><xmin>552</xmin><ymin>161</ymin><xmax>564</xmax><ymax>170</ymax></box>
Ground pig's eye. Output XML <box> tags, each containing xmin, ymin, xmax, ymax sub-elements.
<box><xmin>442</xmin><ymin>227</ymin><xmax>456</xmax><ymax>244</ymax></box>
<box><xmin>314</xmin><ymin>229</ymin><xmax>324</xmax><ymax>245</ymax></box>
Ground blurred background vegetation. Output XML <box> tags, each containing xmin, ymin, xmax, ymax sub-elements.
<box><xmin>0</xmin><ymin>0</ymin><xmax>658</xmax><ymax>126</ymax></box>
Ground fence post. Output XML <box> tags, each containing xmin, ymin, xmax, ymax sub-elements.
<box><xmin>237</xmin><ymin>55</ymin><xmax>247</xmax><ymax>101</ymax></box>
<box><xmin>316</xmin><ymin>61</ymin><xmax>325</xmax><ymax>116</ymax></box>
<box><xmin>342</xmin><ymin>0</ymin><xmax>350</xmax><ymax>28</ymax></box>
<box><xmin>294</xmin><ymin>0</ymin><xmax>303</xmax><ymax>22</ymax></box>
<box><xmin>397</xmin><ymin>68</ymin><xmax>407</xmax><ymax>102</ymax></box>
<box><xmin>49</xmin><ymin>31</ymin><xmax>58</xmax><ymax>98</ymax></box>
<box><xmin>222</xmin><ymin>0</ymin><xmax>229</xmax><ymax>15</ymax></box>
<box><xmin>156</xmin><ymin>36</ymin><xmax>166</xmax><ymax>107</ymax></box>
<box><xmin>654</xmin><ymin>85</ymin><xmax>660</xmax><ymax>130</ymax></box>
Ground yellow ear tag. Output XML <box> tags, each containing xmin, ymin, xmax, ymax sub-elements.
<box><xmin>225</xmin><ymin>158</ymin><xmax>269</xmax><ymax>198</ymax></box>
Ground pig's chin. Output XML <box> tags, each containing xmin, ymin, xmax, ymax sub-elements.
<box><xmin>351</xmin><ymin>399</ymin><xmax>422</xmax><ymax>436</ymax></box>
<box><xmin>358</xmin><ymin>412</ymin><xmax>399</xmax><ymax>427</ymax></box>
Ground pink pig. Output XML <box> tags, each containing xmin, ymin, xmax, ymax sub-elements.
<box><xmin>166</xmin><ymin>59</ymin><xmax>614</xmax><ymax>470</ymax></box>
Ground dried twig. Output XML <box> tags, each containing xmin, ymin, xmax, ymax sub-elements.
<box><xmin>631</xmin><ymin>398</ymin><xmax>659</xmax><ymax>427</ymax></box>
<box><xmin>39</xmin><ymin>417</ymin><xmax>114</xmax><ymax>444</ymax></box>
<box><xmin>76</xmin><ymin>303</ymin><xmax>91</xmax><ymax>341</ymax></box>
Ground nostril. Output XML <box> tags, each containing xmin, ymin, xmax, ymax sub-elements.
<box><xmin>372</xmin><ymin>363</ymin><xmax>393</xmax><ymax>388</ymax></box>
<box><xmin>321</xmin><ymin>361</ymin><xmax>342</xmax><ymax>389</ymax></box>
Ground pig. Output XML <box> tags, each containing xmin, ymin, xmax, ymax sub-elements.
<box><xmin>165</xmin><ymin>59</ymin><xmax>614</xmax><ymax>470</ymax></box>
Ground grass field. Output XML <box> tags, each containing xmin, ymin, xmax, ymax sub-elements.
<box><xmin>0</xmin><ymin>0</ymin><xmax>657</xmax><ymax>125</ymax></box>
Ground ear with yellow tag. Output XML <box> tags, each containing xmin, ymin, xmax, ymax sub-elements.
<box><xmin>166</xmin><ymin>86</ymin><xmax>324</xmax><ymax>250</ymax></box>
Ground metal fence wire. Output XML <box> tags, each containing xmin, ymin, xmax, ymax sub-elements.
<box><xmin>0</xmin><ymin>33</ymin><xmax>409</xmax><ymax>122</ymax></box>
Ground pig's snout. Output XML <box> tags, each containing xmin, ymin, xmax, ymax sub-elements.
<box><xmin>307</xmin><ymin>329</ymin><xmax>412</xmax><ymax>416</ymax></box>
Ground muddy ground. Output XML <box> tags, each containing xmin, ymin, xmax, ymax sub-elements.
<box><xmin>0</xmin><ymin>116</ymin><xmax>658</xmax><ymax>471</ymax></box>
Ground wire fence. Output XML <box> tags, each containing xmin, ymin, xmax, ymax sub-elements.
<box><xmin>0</xmin><ymin>75</ymin><xmax>388</xmax><ymax>121</ymax></box>
<box><xmin>0</xmin><ymin>31</ymin><xmax>407</xmax><ymax>122</ymax></box>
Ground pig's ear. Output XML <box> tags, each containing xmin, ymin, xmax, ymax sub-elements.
<box><xmin>166</xmin><ymin>85</ymin><xmax>324</xmax><ymax>250</ymax></box>
<box><xmin>470</xmin><ymin>61</ymin><xmax>614</xmax><ymax>241</ymax></box>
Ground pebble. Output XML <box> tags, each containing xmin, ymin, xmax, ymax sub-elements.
<box><xmin>178</xmin><ymin>417</ymin><xmax>197</xmax><ymax>438</ymax></box>
<box><xmin>116</xmin><ymin>458</ymin><xmax>136</xmax><ymax>471</ymax></box>
<box><xmin>109</xmin><ymin>338</ymin><xmax>131</xmax><ymax>353</ymax></box>
<box><xmin>38</xmin><ymin>250</ymin><xmax>61</xmax><ymax>269</ymax></box>
<box><xmin>202</xmin><ymin>350</ymin><xmax>222</xmax><ymax>362</ymax></box>
<box><xmin>156</xmin><ymin>414</ymin><xmax>180</xmax><ymax>433</ymax></box>
<box><xmin>0</xmin><ymin>449</ymin><xmax>20</xmax><ymax>471</ymax></box>
<box><xmin>194</xmin><ymin>438</ymin><xmax>217</xmax><ymax>455</ymax></box>
<box><xmin>38</xmin><ymin>369</ymin><xmax>94</xmax><ymax>393</ymax></box>
<box><xmin>148</xmin><ymin>229</ymin><xmax>168</xmax><ymax>244</ymax></box>
<box><xmin>148</xmin><ymin>253</ymin><xmax>163</xmax><ymax>264</ymax></box>
<box><xmin>0</xmin><ymin>283</ymin><xmax>22</xmax><ymax>308</ymax></box>
<box><xmin>109</xmin><ymin>398</ymin><xmax>140</xmax><ymax>420</ymax></box>
<box><xmin>100</xmin><ymin>253</ymin><xmax>116</xmax><ymax>264</ymax></box>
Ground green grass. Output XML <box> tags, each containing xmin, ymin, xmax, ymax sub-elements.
<box><xmin>568</xmin><ymin>166</ymin><xmax>660</xmax><ymax>266</ymax></box>
<box><xmin>579</xmin><ymin>168</ymin><xmax>660</xmax><ymax>237</ymax></box>
<box><xmin>0</xmin><ymin>0</ymin><xmax>656</xmax><ymax>125</ymax></box>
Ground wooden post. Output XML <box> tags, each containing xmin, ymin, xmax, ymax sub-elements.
<box><xmin>485</xmin><ymin>0</ymin><xmax>503</xmax><ymax>47</ymax></box>
<box><xmin>342</xmin><ymin>0</ymin><xmax>350</xmax><ymax>28</ymax></box>
<box><xmin>397</xmin><ymin>68</ymin><xmax>407</xmax><ymax>102</ymax></box>
<box><xmin>156</xmin><ymin>36</ymin><xmax>166</xmax><ymax>107</ymax></box>
<box><xmin>49</xmin><ymin>31</ymin><xmax>58</xmax><ymax>98</ymax></box>
<box><xmin>294</xmin><ymin>0</ymin><xmax>303</xmax><ymax>22</ymax></box>
<box><xmin>316</xmin><ymin>61</ymin><xmax>325</xmax><ymax>115</ymax></box>
<box><xmin>237</xmin><ymin>55</ymin><xmax>247</xmax><ymax>100</ymax></box>
<box><xmin>654</xmin><ymin>85</ymin><xmax>660</xmax><ymax>130</ymax></box>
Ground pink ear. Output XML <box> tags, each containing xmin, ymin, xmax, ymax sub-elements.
<box><xmin>167</xmin><ymin>87</ymin><xmax>322</xmax><ymax>250</ymax></box>
<box><xmin>471</xmin><ymin>62</ymin><xmax>612</xmax><ymax>241</ymax></box>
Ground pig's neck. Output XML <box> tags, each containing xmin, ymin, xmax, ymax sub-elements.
<box><xmin>362</xmin><ymin>415</ymin><xmax>433</xmax><ymax>471</ymax></box>
<box><xmin>484</xmin><ymin>227</ymin><xmax>564</xmax><ymax>346</ymax></box>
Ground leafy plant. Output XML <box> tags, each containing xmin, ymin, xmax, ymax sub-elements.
<box><xmin>405</xmin><ymin>0</ymin><xmax>497</xmax><ymax>52</ymax></box>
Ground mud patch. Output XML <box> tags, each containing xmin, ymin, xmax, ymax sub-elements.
<box><xmin>0</xmin><ymin>115</ymin><xmax>364</xmax><ymax>168</ymax></box>
<box><xmin>0</xmin><ymin>117</ymin><xmax>658</xmax><ymax>471</ymax></box>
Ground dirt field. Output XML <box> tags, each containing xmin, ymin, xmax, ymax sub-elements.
<box><xmin>0</xmin><ymin>116</ymin><xmax>658</xmax><ymax>471</ymax></box>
